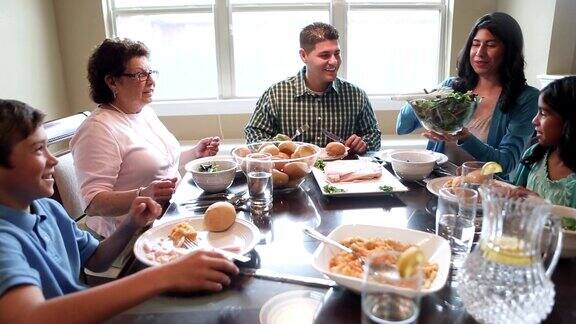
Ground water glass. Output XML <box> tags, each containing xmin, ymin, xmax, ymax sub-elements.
<box><xmin>362</xmin><ymin>251</ymin><xmax>422</xmax><ymax>324</ymax></box>
<box><xmin>461</xmin><ymin>161</ymin><xmax>492</xmax><ymax>190</ymax></box>
<box><xmin>436</xmin><ymin>187</ymin><xmax>478</xmax><ymax>270</ymax></box>
<box><xmin>245</xmin><ymin>153</ymin><xmax>273</xmax><ymax>215</ymax></box>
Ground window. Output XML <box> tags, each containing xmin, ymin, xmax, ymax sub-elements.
<box><xmin>106</xmin><ymin>0</ymin><xmax>448</xmax><ymax>113</ymax></box>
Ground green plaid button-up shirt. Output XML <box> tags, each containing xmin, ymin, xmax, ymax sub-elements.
<box><xmin>244</xmin><ymin>67</ymin><xmax>381</xmax><ymax>150</ymax></box>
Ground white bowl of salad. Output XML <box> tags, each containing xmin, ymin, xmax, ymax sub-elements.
<box><xmin>185</xmin><ymin>156</ymin><xmax>238</xmax><ymax>193</ymax></box>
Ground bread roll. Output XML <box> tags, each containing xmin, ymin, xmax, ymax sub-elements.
<box><xmin>203</xmin><ymin>201</ymin><xmax>236</xmax><ymax>232</ymax></box>
<box><xmin>272</xmin><ymin>169</ymin><xmax>289</xmax><ymax>187</ymax></box>
<box><xmin>235</xmin><ymin>146</ymin><xmax>251</xmax><ymax>158</ymax></box>
<box><xmin>259</xmin><ymin>144</ymin><xmax>280</xmax><ymax>156</ymax></box>
<box><xmin>325</xmin><ymin>142</ymin><xmax>346</xmax><ymax>156</ymax></box>
<box><xmin>278</xmin><ymin>141</ymin><xmax>297</xmax><ymax>156</ymax></box>
<box><xmin>283</xmin><ymin>161</ymin><xmax>309</xmax><ymax>180</ymax></box>
<box><xmin>291</xmin><ymin>144</ymin><xmax>316</xmax><ymax>158</ymax></box>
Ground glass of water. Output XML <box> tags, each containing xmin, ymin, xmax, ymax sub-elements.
<box><xmin>436</xmin><ymin>187</ymin><xmax>478</xmax><ymax>271</ymax></box>
<box><xmin>362</xmin><ymin>251</ymin><xmax>422</xmax><ymax>324</ymax></box>
<box><xmin>245</xmin><ymin>153</ymin><xmax>274</xmax><ymax>215</ymax></box>
<box><xmin>461</xmin><ymin>161</ymin><xmax>492</xmax><ymax>191</ymax></box>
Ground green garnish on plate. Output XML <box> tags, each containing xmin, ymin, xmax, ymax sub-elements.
<box><xmin>314</xmin><ymin>159</ymin><xmax>326</xmax><ymax>171</ymax></box>
<box><xmin>323</xmin><ymin>184</ymin><xmax>345</xmax><ymax>194</ymax></box>
<box><xmin>561</xmin><ymin>217</ymin><xmax>576</xmax><ymax>231</ymax></box>
<box><xmin>379</xmin><ymin>185</ymin><xmax>393</xmax><ymax>193</ymax></box>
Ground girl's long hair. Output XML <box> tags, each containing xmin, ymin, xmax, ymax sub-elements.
<box><xmin>521</xmin><ymin>76</ymin><xmax>576</xmax><ymax>172</ymax></box>
<box><xmin>452</xmin><ymin>12</ymin><xmax>526</xmax><ymax>113</ymax></box>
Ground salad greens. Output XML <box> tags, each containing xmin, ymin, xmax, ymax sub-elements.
<box><xmin>561</xmin><ymin>217</ymin><xmax>576</xmax><ymax>231</ymax></box>
<box><xmin>410</xmin><ymin>89</ymin><xmax>479</xmax><ymax>135</ymax></box>
<box><xmin>314</xmin><ymin>159</ymin><xmax>326</xmax><ymax>171</ymax></box>
<box><xmin>379</xmin><ymin>185</ymin><xmax>393</xmax><ymax>193</ymax></box>
<box><xmin>323</xmin><ymin>184</ymin><xmax>345</xmax><ymax>194</ymax></box>
<box><xmin>198</xmin><ymin>163</ymin><xmax>221</xmax><ymax>173</ymax></box>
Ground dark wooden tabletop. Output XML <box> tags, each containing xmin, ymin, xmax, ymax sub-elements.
<box><xmin>109</xmin><ymin>159</ymin><xmax>576</xmax><ymax>324</ymax></box>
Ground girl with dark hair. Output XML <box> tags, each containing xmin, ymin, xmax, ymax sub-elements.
<box><xmin>512</xmin><ymin>76</ymin><xmax>576</xmax><ymax>208</ymax></box>
<box><xmin>396</xmin><ymin>12</ymin><xmax>538</xmax><ymax>176</ymax></box>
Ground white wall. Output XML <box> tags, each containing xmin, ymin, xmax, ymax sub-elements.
<box><xmin>546</xmin><ymin>0</ymin><xmax>576</xmax><ymax>75</ymax></box>
<box><xmin>497</xmin><ymin>0</ymin><xmax>556</xmax><ymax>87</ymax></box>
<box><xmin>0</xmin><ymin>0</ymin><xmax>69</xmax><ymax>119</ymax></box>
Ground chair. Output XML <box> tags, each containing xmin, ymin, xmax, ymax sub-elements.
<box><xmin>45</xmin><ymin>111</ymin><xmax>90</xmax><ymax>221</ymax></box>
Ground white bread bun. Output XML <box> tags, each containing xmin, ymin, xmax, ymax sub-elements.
<box><xmin>325</xmin><ymin>142</ymin><xmax>346</xmax><ymax>156</ymax></box>
<box><xmin>203</xmin><ymin>201</ymin><xmax>236</xmax><ymax>232</ymax></box>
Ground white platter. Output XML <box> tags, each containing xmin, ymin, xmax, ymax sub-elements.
<box><xmin>380</xmin><ymin>149</ymin><xmax>448</xmax><ymax>165</ymax></box>
<box><xmin>311</xmin><ymin>161</ymin><xmax>408</xmax><ymax>196</ymax></box>
<box><xmin>134</xmin><ymin>216</ymin><xmax>260</xmax><ymax>267</ymax></box>
<box><xmin>311</xmin><ymin>224</ymin><xmax>450</xmax><ymax>295</ymax></box>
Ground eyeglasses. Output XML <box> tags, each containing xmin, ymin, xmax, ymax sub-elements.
<box><xmin>121</xmin><ymin>70</ymin><xmax>159</xmax><ymax>82</ymax></box>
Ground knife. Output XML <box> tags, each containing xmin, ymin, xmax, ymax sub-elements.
<box><xmin>239</xmin><ymin>268</ymin><xmax>336</xmax><ymax>289</ymax></box>
<box><xmin>321</xmin><ymin>129</ymin><xmax>345</xmax><ymax>144</ymax></box>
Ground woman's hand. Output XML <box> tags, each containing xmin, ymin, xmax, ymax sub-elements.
<box><xmin>423</xmin><ymin>128</ymin><xmax>471</xmax><ymax>143</ymax></box>
<box><xmin>140</xmin><ymin>178</ymin><xmax>178</xmax><ymax>203</ymax></box>
<box><xmin>160</xmin><ymin>250</ymin><xmax>239</xmax><ymax>292</ymax></box>
<box><xmin>194</xmin><ymin>137</ymin><xmax>220</xmax><ymax>158</ymax></box>
<box><xmin>124</xmin><ymin>197</ymin><xmax>162</xmax><ymax>229</ymax></box>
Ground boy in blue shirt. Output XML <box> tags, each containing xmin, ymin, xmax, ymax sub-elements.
<box><xmin>0</xmin><ymin>100</ymin><xmax>239</xmax><ymax>323</ymax></box>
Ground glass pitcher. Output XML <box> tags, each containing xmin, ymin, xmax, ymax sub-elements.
<box><xmin>457</xmin><ymin>183</ymin><xmax>562</xmax><ymax>324</ymax></box>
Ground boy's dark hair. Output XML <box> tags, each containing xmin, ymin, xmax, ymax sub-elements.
<box><xmin>300</xmin><ymin>22</ymin><xmax>339</xmax><ymax>52</ymax></box>
<box><xmin>453</xmin><ymin>12</ymin><xmax>526</xmax><ymax>113</ymax></box>
<box><xmin>0</xmin><ymin>99</ymin><xmax>45</xmax><ymax>168</ymax></box>
<box><xmin>87</xmin><ymin>38</ymin><xmax>150</xmax><ymax>104</ymax></box>
<box><xmin>521</xmin><ymin>76</ymin><xmax>576</xmax><ymax>172</ymax></box>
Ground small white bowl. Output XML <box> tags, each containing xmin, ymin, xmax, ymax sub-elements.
<box><xmin>185</xmin><ymin>156</ymin><xmax>237</xmax><ymax>193</ymax></box>
<box><xmin>389</xmin><ymin>151</ymin><xmax>436</xmax><ymax>181</ymax></box>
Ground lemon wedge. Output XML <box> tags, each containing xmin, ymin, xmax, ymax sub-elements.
<box><xmin>481</xmin><ymin>161</ymin><xmax>503</xmax><ymax>176</ymax></box>
<box><xmin>481</xmin><ymin>236</ymin><xmax>532</xmax><ymax>266</ymax></box>
<box><xmin>397</xmin><ymin>246</ymin><xmax>425</xmax><ymax>278</ymax></box>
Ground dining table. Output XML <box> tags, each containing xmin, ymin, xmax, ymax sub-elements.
<box><xmin>108</xmin><ymin>154</ymin><xmax>576</xmax><ymax>324</ymax></box>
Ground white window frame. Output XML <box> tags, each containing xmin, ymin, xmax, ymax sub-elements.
<box><xmin>104</xmin><ymin>0</ymin><xmax>450</xmax><ymax>116</ymax></box>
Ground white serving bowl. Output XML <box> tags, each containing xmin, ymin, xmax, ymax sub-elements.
<box><xmin>389</xmin><ymin>151</ymin><xmax>436</xmax><ymax>181</ymax></box>
<box><xmin>311</xmin><ymin>224</ymin><xmax>450</xmax><ymax>295</ymax></box>
<box><xmin>185</xmin><ymin>156</ymin><xmax>237</xmax><ymax>193</ymax></box>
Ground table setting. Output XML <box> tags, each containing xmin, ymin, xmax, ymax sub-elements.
<box><xmin>108</xmin><ymin>136</ymin><xmax>576</xmax><ymax>324</ymax></box>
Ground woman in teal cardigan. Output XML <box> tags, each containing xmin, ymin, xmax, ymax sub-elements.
<box><xmin>396</xmin><ymin>12</ymin><xmax>538</xmax><ymax>177</ymax></box>
<box><xmin>512</xmin><ymin>76</ymin><xmax>576</xmax><ymax>208</ymax></box>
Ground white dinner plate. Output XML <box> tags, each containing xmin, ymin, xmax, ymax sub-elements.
<box><xmin>259</xmin><ymin>290</ymin><xmax>324</xmax><ymax>324</ymax></box>
<box><xmin>311</xmin><ymin>224</ymin><xmax>450</xmax><ymax>295</ymax></box>
<box><xmin>425</xmin><ymin>176</ymin><xmax>516</xmax><ymax>197</ymax></box>
<box><xmin>380</xmin><ymin>149</ymin><xmax>448</xmax><ymax>165</ymax></box>
<box><xmin>134</xmin><ymin>216</ymin><xmax>260</xmax><ymax>267</ymax></box>
<box><xmin>552</xmin><ymin>205</ymin><xmax>576</xmax><ymax>258</ymax></box>
<box><xmin>311</xmin><ymin>160</ymin><xmax>408</xmax><ymax>196</ymax></box>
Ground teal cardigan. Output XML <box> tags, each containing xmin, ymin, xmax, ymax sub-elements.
<box><xmin>396</xmin><ymin>78</ymin><xmax>539</xmax><ymax>176</ymax></box>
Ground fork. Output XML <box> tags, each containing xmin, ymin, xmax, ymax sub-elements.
<box><xmin>180</xmin><ymin>190</ymin><xmax>247</xmax><ymax>206</ymax></box>
<box><xmin>302</xmin><ymin>226</ymin><xmax>366</xmax><ymax>266</ymax></box>
<box><xmin>183</xmin><ymin>238</ymin><xmax>251</xmax><ymax>262</ymax></box>
<box><xmin>291</xmin><ymin>124</ymin><xmax>310</xmax><ymax>140</ymax></box>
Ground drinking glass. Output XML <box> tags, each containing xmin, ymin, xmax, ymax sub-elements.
<box><xmin>362</xmin><ymin>251</ymin><xmax>422</xmax><ymax>324</ymax></box>
<box><xmin>245</xmin><ymin>153</ymin><xmax>273</xmax><ymax>215</ymax></box>
<box><xmin>461</xmin><ymin>161</ymin><xmax>492</xmax><ymax>190</ymax></box>
<box><xmin>436</xmin><ymin>187</ymin><xmax>478</xmax><ymax>271</ymax></box>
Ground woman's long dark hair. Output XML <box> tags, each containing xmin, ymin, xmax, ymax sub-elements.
<box><xmin>521</xmin><ymin>76</ymin><xmax>576</xmax><ymax>172</ymax></box>
<box><xmin>452</xmin><ymin>12</ymin><xmax>526</xmax><ymax>113</ymax></box>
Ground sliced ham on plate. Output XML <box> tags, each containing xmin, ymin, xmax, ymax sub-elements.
<box><xmin>324</xmin><ymin>160</ymin><xmax>382</xmax><ymax>183</ymax></box>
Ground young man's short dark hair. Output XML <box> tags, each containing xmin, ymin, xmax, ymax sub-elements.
<box><xmin>0</xmin><ymin>99</ymin><xmax>45</xmax><ymax>168</ymax></box>
<box><xmin>299</xmin><ymin>22</ymin><xmax>339</xmax><ymax>52</ymax></box>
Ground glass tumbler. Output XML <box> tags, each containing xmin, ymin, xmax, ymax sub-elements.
<box><xmin>362</xmin><ymin>251</ymin><xmax>422</xmax><ymax>324</ymax></box>
<box><xmin>245</xmin><ymin>153</ymin><xmax>274</xmax><ymax>215</ymax></box>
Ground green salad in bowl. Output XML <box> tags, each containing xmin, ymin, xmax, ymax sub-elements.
<box><xmin>409</xmin><ymin>89</ymin><xmax>480</xmax><ymax>135</ymax></box>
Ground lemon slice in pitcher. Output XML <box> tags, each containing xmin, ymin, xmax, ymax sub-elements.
<box><xmin>481</xmin><ymin>236</ymin><xmax>532</xmax><ymax>266</ymax></box>
<box><xmin>397</xmin><ymin>246</ymin><xmax>425</xmax><ymax>278</ymax></box>
<box><xmin>481</xmin><ymin>161</ymin><xmax>503</xmax><ymax>176</ymax></box>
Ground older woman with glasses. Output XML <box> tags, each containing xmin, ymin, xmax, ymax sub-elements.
<box><xmin>71</xmin><ymin>38</ymin><xmax>220</xmax><ymax>238</ymax></box>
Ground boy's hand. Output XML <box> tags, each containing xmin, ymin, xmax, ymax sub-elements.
<box><xmin>126</xmin><ymin>197</ymin><xmax>162</xmax><ymax>229</ymax></box>
<box><xmin>161</xmin><ymin>250</ymin><xmax>239</xmax><ymax>292</ymax></box>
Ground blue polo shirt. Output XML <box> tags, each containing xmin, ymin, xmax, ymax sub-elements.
<box><xmin>0</xmin><ymin>198</ymin><xmax>99</xmax><ymax>299</ymax></box>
